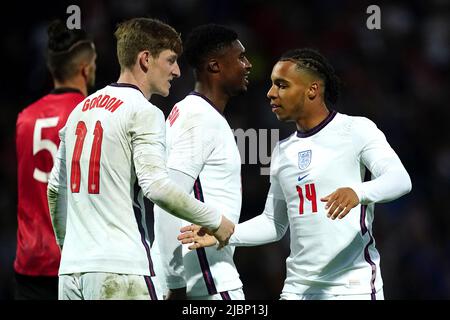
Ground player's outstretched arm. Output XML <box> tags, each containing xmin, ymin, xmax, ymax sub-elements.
<box><xmin>131</xmin><ymin>108</ymin><xmax>234</xmax><ymax>245</ymax></box>
<box><xmin>179</xmin><ymin>186</ymin><xmax>289</xmax><ymax>250</ymax></box>
<box><xmin>145</xmin><ymin>177</ymin><xmax>234</xmax><ymax>247</ymax></box>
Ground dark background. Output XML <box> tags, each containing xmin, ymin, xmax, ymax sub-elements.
<box><xmin>0</xmin><ymin>0</ymin><xmax>449</xmax><ymax>299</ymax></box>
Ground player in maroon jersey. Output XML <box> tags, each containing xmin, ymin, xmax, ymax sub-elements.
<box><xmin>14</xmin><ymin>20</ymin><xmax>96</xmax><ymax>300</ymax></box>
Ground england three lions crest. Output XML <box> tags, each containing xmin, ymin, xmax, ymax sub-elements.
<box><xmin>298</xmin><ymin>150</ymin><xmax>312</xmax><ymax>170</ymax></box>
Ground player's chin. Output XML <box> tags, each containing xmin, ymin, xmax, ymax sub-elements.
<box><xmin>273</xmin><ymin>111</ymin><xmax>287</xmax><ymax>122</ymax></box>
<box><xmin>159</xmin><ymin>87</ymin><xmax>170</xmax><ymax>97</ymax></box>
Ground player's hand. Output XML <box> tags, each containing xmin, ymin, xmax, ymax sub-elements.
<box><xmin>165</xmin><ymin>288</ymin><xmax>187</xmax><ymax>300</ymax></box>
<box><xmin>320</xmin><ymin>187</ymin><xmax>359</xmax><ymax>220</ymax></box>
<box><xmin>178</xmin><ymin>224</ymin><xmax>219</xmax><ymax>250</ymax></box>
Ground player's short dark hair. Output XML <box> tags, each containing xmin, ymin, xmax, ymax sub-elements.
<box><xmin>114</xmin><ymin>18</ymin><xmax>182</xmax><ymax>70</ymax></box>
<box><xmin>46</xmin><ymin>20</ymin><xmax>95</xmax><ymax>82</ymax></box>
<box><xmin>184</xmin><ymin>24</ymin><xmax>238</xmax><ymax>70</ymax></box>
<box><xmin>280</xmin><ymin>48</ymin><xmax>341</xmax><ymax>105</ymax></box>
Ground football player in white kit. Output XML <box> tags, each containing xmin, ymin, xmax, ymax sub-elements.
<box><xmin>178</xmin><ymin>48</ymin><xmax>412</xmax><ymax>300</ymax></box>
<box><xmin>153</xmin><ymin>24</ymin><xmax>252</xmax><ymax>300</ymax></box>
<box><xmin>47</xmin><ymin>18</ymin><xmax>234</xmax><ymax>300</ymax></box>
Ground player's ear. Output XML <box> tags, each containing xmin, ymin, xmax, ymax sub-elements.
<box><xmin>138</xmin><ymin>50</ymin><xmax>151</xmax><ymax>73</ymax></box>
<box><xmin>307</xmin><ymin>82</ymin><xmax>319</xmax><ymax>100</ymax></box>
<box><xmin>207</xmin><ymin>59</ymin><xmax>220</xmax><ymax>73</ymax></box>
<box><xmin>81</xmin><ymin>63</ymin><xmax>90</xmax><ymax>81</ymax></box>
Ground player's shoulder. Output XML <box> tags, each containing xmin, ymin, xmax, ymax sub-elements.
<box><xmin>17</xmin><ymin>93</ymin><xmax>58</xmax><ymax>121</ymax></box>
<box><xmin>176</xmin><ymin>93</ymin><xmax>215</xmax><ymax>114</ymax></box>
<box><xmin>170</xmin><ymin>93</ymin><xmax>221</xmax><ymax>125</ymax></box>
<box><xmin>344</xmin><ymin>113</ymin><xmax>376</xmax><ymax>125</ymax></box>
<box><xmin>268</xmin><ymin>133</ymin><xmax>296</xmax><ymax>167</ymax></box>
<box><xmin>335</xmin><ymin>112</ymin><xmax>378</xmax><ymax>132</ymax></box>
<box><xmin>102</xmin><ymin>83</ymin><xmax>145</xmax><ymax>104</ymax></box>
<box><xmin>336</xmin><ymin>113</ymin><xmax>388</xmax><ymax>148</ymax></box>
<box><xmin>19</xmin><ymin>92</ymin><xmax>55</xmax><ymax>113</ymax></box>
<box><xmin>276</xmin><ymin>132</ymin><xmax>297</xmax><ymax>152</ymax></box>
<box><xmin>17</xmin><ymin>97</ymin><xmax>41</xmax><ymax>119</ymax></box>
<box><xmin>103</xmin><ymin>83</ymin><xmax>163</xmax><ymax>115</ymax></box>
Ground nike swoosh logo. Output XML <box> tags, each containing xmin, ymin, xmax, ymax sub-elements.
<box><xmin>298</xmin><ymin>174</ymin><xmax>309</xmax><ymax>182</ymax></box>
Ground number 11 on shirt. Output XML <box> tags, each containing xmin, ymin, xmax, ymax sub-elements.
<box><xmin>296</xmin><ymin>183</ymin><xmax>317</xmax><ymax>215</ymax></box>
<box><xmin>70</xmin><ymin>120</ymin><xmax>103</xmax><ymax>194</ymax></box>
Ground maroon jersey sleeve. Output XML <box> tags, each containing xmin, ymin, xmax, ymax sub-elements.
<box><xmin>14</xmin><ymin>90</ymin><xmax>84</xmax><ymax>276</ymax></box>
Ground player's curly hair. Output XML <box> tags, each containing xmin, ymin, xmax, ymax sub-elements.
<box><xmin>46</xmin><ymin>20</ymin><xmax>95</xmax><ymax>82</ymax></box>
<box><xmin>280</xmin><ymin>48</ymin><xmax>341</xmax><ymax>105</ymax></box>
<box><xmin>184</xmin><ymin>24</ymin><xmax>238</xmax><ymax>71</ymax></box>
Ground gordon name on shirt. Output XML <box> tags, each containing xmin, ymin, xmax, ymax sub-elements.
<box><xmin>82</xmin><ymin>94</ymin><xmax>124</xmax><ymax>113</ymax></box>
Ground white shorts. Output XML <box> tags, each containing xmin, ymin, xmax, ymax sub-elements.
<box><xmin>188</xmin><ymin>288</ymin><xmax>245</xmax><ymax>300</ymax></box>
<box><xmin>280</xmin><ymin>289</ymin><xmax>384</xmax><ymax>300</ymax></box>
<box><xmin>58</xmin><ymin>272</ymin><xmax>159</xmax><ymax>300</ymax></box>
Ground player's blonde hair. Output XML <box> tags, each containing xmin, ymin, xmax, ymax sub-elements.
<box><xmin>114</xmin><ymin>18</ymin><xmax>182</xmax><ymax>71</ymax></box>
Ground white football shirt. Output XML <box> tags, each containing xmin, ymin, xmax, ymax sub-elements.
<box><xmin>49</xmin><ymin>84</ymin><xmax>221</xmax><ymax>279</ymax></box>
<box><xmin>230</xmin><ymin>110</ymin><xmax>411</xmax><ymax>297</ymax></box>
<box><xmin>55</xmin><ymin>83</ymin><xmax>160</xmax><ymax>277</ymax></box>
<box><xmin>155</xmin><ymin>92</ymin><xmax>243</xmax><ymax>297</ymax></box>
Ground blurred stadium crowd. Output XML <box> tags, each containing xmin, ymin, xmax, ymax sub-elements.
<box><xmin>0</xmin><ymin>0</ymin><xmax>449</xmax><ymax>299</ymax></box>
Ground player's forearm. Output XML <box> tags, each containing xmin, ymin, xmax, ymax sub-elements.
<box><xmin>147</xmin><ymin>178</ymin><xmax>221</xmax><ymax>230</ymax></box>
<box><xmin>353</xmin><ymin>158</ymin><xmax>412</xmax><ymax>204</ymax></box>
<box><xmin>47</xmin><ymin>186</ymin><xmax>66</xmax><ymax>247</ymax></box>
<box><xmin>230</xmin><ymin>188</ymin><xmax>289</xmax><ymax>246</ymax></box>
<box><xmin>134</xmin><ymin>151</ymin><xmax>221</xmax><ymax>230</ymax></box>
<box><xmin>230</xmin><ymin>214</ymin><xmax>287</xmax><ymax>246</ymax></box>
<box><xmin>230</xmin><ymin>196</ymin><xmax>288</xmax><ymax>246</ymax></box>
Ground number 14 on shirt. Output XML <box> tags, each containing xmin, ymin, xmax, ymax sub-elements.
<box><xmin>296</xmin><ymin>183</ymin><xmax>317</xmax><ymax>215</ymax></box>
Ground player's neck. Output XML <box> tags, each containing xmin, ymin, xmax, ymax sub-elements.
<box><xmin>193</xmin><ymin>82</ymin><xmax>229</xmax><ymax>114</ymax></box>
<box><xmin>296</xmin><ymin>103</ymin><xmax>330</xmax><ymax>133</ymax></box>
<box><xmin>117</xmin><ymin>70</ymin><xmax>151</xmax><ymax>99</ymax></box>
<box><xmin>54</xmin><ymin>78</ymin><xmax>87</xmax><ymax>97</ymax></box>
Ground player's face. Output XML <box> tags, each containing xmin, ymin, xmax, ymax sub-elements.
<box><xmin>219</xmin><ymin>40</ymin><xmax>252</xmax><ymax>96</ymax></box>
<box><xmin>267</xmin><ymin>61</ymin><xmax>307</xmax><ymax>123</ymax></box>
<box><xmin>148</xmin><ymin>49</ymin><xmax>181</xmax><ymax>97</ymax></box>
